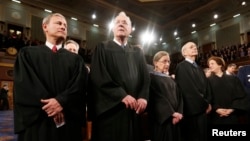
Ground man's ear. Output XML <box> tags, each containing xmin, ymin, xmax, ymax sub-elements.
<box><xmin>42</xmin><ymin>24</ymin><xmax>47</xmax><ymax>32</ymax></box>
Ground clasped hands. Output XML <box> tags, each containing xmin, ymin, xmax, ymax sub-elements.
<box><xmin>216</xmin><ymin>108</ymin><xmax>234</xmax><ymax>117</ymax></box>
<box><xmin>41</xmin><ymin>98</ymin><xmax>64</xmax><ymax>126</ymax></box>
<box><xmin>172</xmin><ymin>112</ymin><xmax>183</xmax><ymax>125</ymax></box>
<box><xmin>122</xmin><ymin>95</ymin><xmax>147</xmax><ymax>114</ymax></box>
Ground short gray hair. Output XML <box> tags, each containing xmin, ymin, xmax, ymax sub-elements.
<box><xmin>42</xmin><ymin>13</ymin><xmax>66</xmax><ymax>25</ymax></box>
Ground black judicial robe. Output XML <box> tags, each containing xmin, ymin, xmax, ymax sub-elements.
<box><xmin>90</xmin><ymin>40</ymin><xmax>150</xmax><ymax>141</ymax></box>
<box><xmin>208</xmin><ymin>73</ymin><xmax>249</xmax><ymax>124</ymax></box>
<box><xmin>175</xmin><ymin>60</ymin><xmax>211</xmax><ymax>141</ymax></box>
<box><xmin>175</xmin><ymin>60</ymin><xmax>211</xmax><ymax>116</ymax></box>
<box><xmin>13</xmin><ymin>46</ymin><xmax>87</xmax><ymax>141</ymax></box>
<box><xmin>148</xmin><ymin>72</ymin><xmax>183</xmax><ymax>141</ymax></box>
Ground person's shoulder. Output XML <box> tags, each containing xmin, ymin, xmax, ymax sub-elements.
<box><xmin>239</xmin><ymin>65</ymin><xmax>250</xmax><ymax>71</ymax></box>
<box><xmin>19</xmin><ymin>45</ymin><xmax>44</xmax><ymax>53</ymax></box>
<box><xmin>176</xmin><ymin>60</ymin><xmax>187</xmax><ymax>67</ymax></box>
<box><xmin>94</xmin><ymin>40</ymin><xmax>112</xmax><ymax>50</ymax></box>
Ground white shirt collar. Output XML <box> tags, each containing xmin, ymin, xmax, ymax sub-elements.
<box><xmin>113</xmin><ymin>39</ymin><xmax>127</xmax><ymax>47</ymax></box>
<box><xmin>45</xmin><ymin>41</ymin><xmax>62</xmax><ymax>50</ymax></box>
<box><xmin>185</xmin><ymin>58</ymin><xmax>195</xmax><ymax>64</ymax></box>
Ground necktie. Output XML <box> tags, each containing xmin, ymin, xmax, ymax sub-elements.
<box><xmin>52</xmin><ymin>45</ymin><xmax>57</xmax><ymax>53</ymax></box>
<box><xmin>193</xmin><ymin>62</ymin><xmax>198</xmax><ymax>68</ymax></box>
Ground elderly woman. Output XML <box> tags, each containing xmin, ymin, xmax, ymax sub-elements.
<box><xmin>148</xmin><ymin>51</ymin><xmax>183</xmax><ymax>141</ymax></box>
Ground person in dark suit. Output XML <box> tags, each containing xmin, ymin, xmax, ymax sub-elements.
<box><xmin>237</xmin><ymin>65</ymin><xmax>250</xmax><ymax>123</ymax></box>
<box><xmin>0</xmin><ymin>85</ymin><xmax>9</xmax><ymax>110</ymax></box>
<box><xmin>175</xmin><ymin>42</ymin><xmax>212</xmax><ymax>141</ymax></box>
<box><xmin>64</xmin><ymin>39</ymin><xmax>90</xmax><ymax>73</ymax></box>
<box><xmin>13</xmin><ymin>13</ymin><xmax>87</xmax><ymax>141</ymax></box>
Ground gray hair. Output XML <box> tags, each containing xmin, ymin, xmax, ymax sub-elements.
<box><xmin>64</xmin><ymin>40</ymin><xmax>79</xmax><ymax>49</ymax></box>
<box><xmin>114</xmin><ymin>11</ymin><xmax>132</xmax><ymax>27</ymax></box>
<box><xmin>181</xmin><ymin>42</ymin><xmax>197</xmax><ymax>57</ymax></box>
<box><xmin>42</xmin><ymin>13</ymin><xmax>66</xmax><ymax>24</ymax></box>
<box><xmin>153</xmin><ymin>51</ymin><xmax>170</xmax><ymax>62</ymax></box>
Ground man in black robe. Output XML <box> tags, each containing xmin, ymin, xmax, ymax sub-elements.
<box><xmin>90</xmin><ymin>11</ymin><xmax>150</xmax><ymax>141</ymax></box>
<box><xmin>175</xmin><ymin>42</ymin><xmax>212</xmax><ymax>141</ymax></box>
<box><xmin>13</xmin><ymin>13</ymin><xmax>87</xmax><ymax>141</ymax></box>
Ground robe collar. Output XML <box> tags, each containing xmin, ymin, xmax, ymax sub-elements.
<box><xmin>45</xmin><ymin>41</ymin><xmax>62</xmax><ymax>50</ymax></box>
<box><xmin>113</xmin><ymin>39</ymin><xmax>127</xmax><ymax>47</ymax></box>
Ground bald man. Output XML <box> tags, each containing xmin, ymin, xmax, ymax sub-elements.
<box><xmin>175</xmin><ymin>42</ymin><xmax>212</xmax><ymax>141</ymax></box>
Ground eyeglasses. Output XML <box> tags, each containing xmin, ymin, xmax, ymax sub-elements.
<box><xmin>158</xmin><ymin>60</ymin><xmax>171</xmax><ymax>64</ymax></box>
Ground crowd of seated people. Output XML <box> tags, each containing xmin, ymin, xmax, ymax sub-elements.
<box><xmin>0</xmin><ymin>31</ymin><xmax>44</xmax><ymax>52</ymax></box>
<box><xmin>197</xmin><ymin>43</ymin><xmax>250</xmax><ymax>67</ymax></box>
<box><xmin>2</xmin><ymin>30</ymin><xmax>250</xmax><ymax>67</ymax></box>
<box><xmin>0</xmin><ymin>31</ymin><xmax>93</xmax><ymax>64</ymax></box>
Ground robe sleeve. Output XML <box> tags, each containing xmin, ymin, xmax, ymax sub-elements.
<box><xmin>136</xmin><ymin>47</ymin><xmax>150</xmax><ymax>100</ymax></box>
<box><xmin>90</xmin><ymin>43</ymin><xmax>127</xmax><ymax>116</ymax></box>
<box><xmin>231</xmin><ymin>77</ymin><xmax>250</xmax><ymax>112</ymax></box>
<box><xmin>14</xmin><ymin>48</ymin><xmax>50</xmax><ymax>132</ymax></box>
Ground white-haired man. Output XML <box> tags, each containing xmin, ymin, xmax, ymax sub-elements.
<box><xmin>90</xmin><ymin>11</ymin><xmax>150</xmax><ymax>141</ymax></box>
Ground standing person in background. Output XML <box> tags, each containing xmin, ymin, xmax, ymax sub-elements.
<box><xmin>175</xmin><ymin>42</ymin><xmax>212</xmax><ymax>141</ymax></box>
<box><xmin>64</xmin><ymin>39</ymin><xmax>89</xmax><ymax>138</ymax></box>
<box><xmin>13</xmin><ymin>13</ymin><xmax>87</xmax><ymax>141</ymax></box>
<box><xmin>236</xmin><ymin>65</ymin><xmax>250</xmax><ymax>124</ymax></box>
<box><xmin>225</xmin><ymin>63</ymin><xmax>237</xmax><ymax>75</ymax></box>
<box><xmin>207</xmin><ymin>56</ymin><xmax>249</xmax><ymax>125</ymax></box>
<box><xmin>148</xmin><ymin>51</ymin><xmax>183</xmax><ymax>141</ymax></box>
<box><xmin>0</xmin><ymin>85</ymin><xmax>9</xmax><ymax>110</ymax></box>
<box><xmin>90</xmin><ymin>11</ymin><xmax>150</xmax><ymax>141</ymax></box>
<box><xmin>64</xmin><ymin>39</ymin><xmax>90</xmax><ymax>73</ymax></box>
<box><xmin>64</xmin><ymin>39</ymin><xmax>79</xmax><ymax>54</ymax></box>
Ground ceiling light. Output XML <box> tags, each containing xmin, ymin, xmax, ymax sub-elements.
<box><xmin>213</xmin><ymin>14</ymin><xmax>218</xmax><ymax>19</ymax></box>
<box><xmin>44</xmin><ymin>9</ymin><xmax>52</xmax><ymax>13</ymax></box>
<box><xmin>192</xmin><ymin>23</ymin><xmax>196</xmax><ymax>28</ymax></box>
<box><xmin>92</xmin><ymin>14</ymin><xmax>96</xmax><ymax>19</ymax></box>
<box><xmin>12</xmin><ymin>0</ymin><xmax>21</xmax><ymax>3</ymax></box>
<box><xmin>71</xmin><ymin>17</ymin><xmax>78</xmax><ymax>21</ymax></box>
<box><xmin>191</xmin><ymin>31</ymin><xmax>196</xmax><ymax>34</ymax></box>
<box><xmin>233</xmin><ymin>14</ymin><xmax>240</xmax><ymax>18</ymax></box>
<box><xmin>210</xmin><ymin>23</ymin><xmax>216</xmax><ymax>27</ymax></box>
<box><xmin>174</xmin><ymin>31</ymin><xmax>178</xmax><ymax>36</ymax></box>
<box><xmin>93</xmin><ymin>24</ymin><xmax>99</xmax><ymax>27</ymax></box>
<box><xmin>108</xmin><ymin>21</ymin><xmax>114</xmax><ymax>30</ymax></box>
<box><xmin>242</xmin><ymin>1</ymin><xmax>246</xmax><ymax>6</ymax></box>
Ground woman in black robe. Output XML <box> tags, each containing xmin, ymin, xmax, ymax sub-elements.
<box><xmin>148</xmin><ymin>51</ymin><xmax>183</xmax><ymax>141</ymax></box>
<box><xmin>207</xmin><ymin>56</ymin><xmax>249</xmax><ymax>125</ymax></box>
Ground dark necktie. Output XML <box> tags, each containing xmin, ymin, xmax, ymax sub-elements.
<box><xmin>193</xmin><ymin>62</ymin><xmax>198</xmax><ymax>68</ymax></box>
<box><xmin>52</xmin><ymin>45</ymin><xmax>57</xmax><ymax>53</ymax></box>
